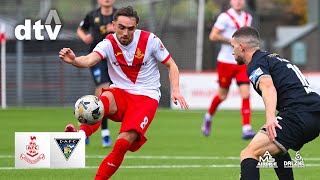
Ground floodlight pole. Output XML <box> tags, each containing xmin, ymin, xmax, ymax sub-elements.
<box><xmin>1</xmin><ymin>24</ymin><xmax>6</xmax><ymax>109</ymax></box>
<box><xmin>16</xmin><ymin>0</ymin><xmax>23</xmax><ymax>106</ymax></box>
<box><xmin>196</xmin><ymin>0</ymin><xmax>205</xmax><ymax>71</ymax></box>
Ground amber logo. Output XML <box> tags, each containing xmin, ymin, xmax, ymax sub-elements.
<box><xmin>268</xmin><ymin>53</ymin><xmax>279</xmax><ymax>57</ymax></box>
<box><xmin>94</xmin><ymin>17</ymin><xmax>100</xmax><ymax>23</ymax></box>
<box><xmin>135</xmin><ymin>48</ymin><xmax>144</xmax><ymax>59</ymax></box>
<box><xmin>115</xmin><ymin>52</ymin><xmax>122</xmax><ymax>56</ymax></box>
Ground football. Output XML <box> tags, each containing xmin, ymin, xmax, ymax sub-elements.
<box><xmin>74</xmin><ymin>95</ymin><xmax>104</xmax><ymax>125</ymax></box>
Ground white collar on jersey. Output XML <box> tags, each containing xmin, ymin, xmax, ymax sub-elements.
<box><xmin>228</xmin><ymin>8</ymin><xmax>245</xmax><ymax>17</ymax></box>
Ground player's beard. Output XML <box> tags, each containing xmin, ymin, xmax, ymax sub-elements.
<box><xmin>235</xmin><ymin>56</ymin><xmax>245</xmax><ymax>65</ymax></box>
<box><xmin>119</xmin><ymin>36</ymin><xmax>130</xmax><ymax>46</ymax></box>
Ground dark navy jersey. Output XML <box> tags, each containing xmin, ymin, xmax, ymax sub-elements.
<box><xmin>79</xmin><ymin>7</ymin><xmax>116</xmax><ymax>52</ymax></box>
<box><xmin>247</xmin><ymin>50</ymin><xmax>320</xmax><ymax>112</ymax></box>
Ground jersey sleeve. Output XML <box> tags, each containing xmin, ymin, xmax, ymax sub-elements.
<box><xmin>213</xmin><ymin>13</ymin><xmax>228</xmax><ymax>31</ymax></box>
<box><xmin>248</xmin><ymin>58</ymin><xmax>271</xmax><ymax>90</ymax></box>
<box><xmin>151</xmin><ymin>35</ymin><xmax>171</xmax><ymax>64</ymax></box>
<box><xmin>92</xmin><ymin>39</ymin><xmax>109</xmax><ymax>60</ymax></box>
<box><xmin>79</xmin><ymin>13</ymin><xmax>91</xmax><ymax>31</ymax></box>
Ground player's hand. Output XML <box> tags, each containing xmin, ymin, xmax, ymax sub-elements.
<box><xmin>171</xmin><ymin>91</ymin><xmax>189</xmax><ymax>110</ymax></box>
<box><xmin>106</xmin><ymin>23</ymin><xmax>115</xmax><ymax>33</ymax></box>
<box><xmin>265</xmin><ymin>116</ymin><xmax>282</xmax><ymax>142</ymax></box>
<box><xmin>59</xmin><ymin>48</ymin><xmax>76</xmax><ymax>64</ymax></box>
<box><xmin>83</xmin><ymin>34</ymin><xmax>93</xmax><ymax>44</ymax></box>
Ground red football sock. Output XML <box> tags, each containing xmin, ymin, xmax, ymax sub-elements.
<box><xmin>241</xmin><ymin>98</ymin><xmax>251</xmax><ymax>126</ymax></box>
<box><xmin>79</xmin><ymin>95</ymin><xmax>110</xmax><ymax>137</ymax></box>
<box><xmin>79</xmin><ymin>121</ymin><xmax>102</xmax><ymax>137</ymax></box>
<box><xmin>208</xmin><ymin>95</ymin><xmax>223</xmax><ymax>115</ymax></box>
<box><xmin>95</xmin><ymin>139</ymin><xmax>130</xmax><ymax>180</ymax></box>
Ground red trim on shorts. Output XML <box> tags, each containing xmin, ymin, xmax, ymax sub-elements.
<box><xmin>161</xmin><ymin>54</ymin><xmax>171</xmax><ymax>64</ymax></box>
<box><xmin>93</xmin><ymin>51</ymin><xmax>103</xmax><ymax>60</ymax></box>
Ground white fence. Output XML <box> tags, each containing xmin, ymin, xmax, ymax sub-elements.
<box><xmin>172</xmin><ymin>72</ymin><xmax>320</xmax><ymax>110</ymax></box>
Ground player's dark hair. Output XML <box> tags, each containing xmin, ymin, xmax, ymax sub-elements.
<box><xmin>113</xmin><ymin>6</ymin><xmax>140</xmax><ymax>24</ymax></box>
<box><xmin>232</xmin><ymin>26</ymin><xmax>260</xmax><ymax>40</ymax></box>
<box><xmin>232</xmin><ymin>27</ymin><xmax>260</xmax><ymax>48</ymax></box>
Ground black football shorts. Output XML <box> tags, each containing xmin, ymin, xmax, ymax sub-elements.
<box><xmin>261</xmin><ymin>110</ymin><xmax>320</xmax><ymax>152</ymax></box>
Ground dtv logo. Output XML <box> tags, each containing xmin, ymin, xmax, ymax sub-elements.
<box><xmin>15</xmin><ymin>10</ymin><xmax>62</xmax><ymax>40</ymax></box>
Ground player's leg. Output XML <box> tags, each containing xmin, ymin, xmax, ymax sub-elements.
<box><xmin>81</xmin><ymin>63</ymin><xmax>104</xmax><ymax>145</ymax></box>
<box><xmin>95</xmin><ymin>130</ymin><xmax>138</xmax><ymax>180</ymax></box>
<box><xmin>236</xmin><ymin>64</ymin><xmax>256</xmax><ymax>140</ymax></box>
<box><xmin>96</xmin><ymin>60</ymin><xmax>113</xmax><ymax>147</ymax></box>
<box><xmin>91</xmin><ymin>61</ymin><xmax>112</xmax><ymax>147</ymax></box>
<box><xmin>77</xmin><ymin>91</ymin><xmax>117</xmax><ymax>138</ymax></box>
<box><xmin>238</xmin><ymin>83</ymin><xmax>256</xmax><ymax>139</ymax></box>
<box><xmin>202</xmin><ymin>87</ymin><xmax>229</xmax><ymax>136</ymax></box>
<box><xmin>96</xmin><ymin>83</ymin><xmax>112</xmax><ymax>147</ymax></box>
<box><xmin>273</xmin><ymin>153</ymin><xmax>294</xmax><ymax>180</ymax></box>
<box><xmin>240</xmin><ymin>131</ymin><xmax>283</xmax><ymax>180</ymax></box>
<box><xmin>202</xmin><ymin>62</ymin><xmax>233</xmax><ymax>136</ymax></box>
<box><xmin>240</xmin><ymin>111</ymin><xmax>309</xmax><ymax>180</ymax></box>
<box><xmin>95</xmin><ymin>92</ymin><xmax>158</xmax><ymax>179</ymax></box>
<box><xmin>272</xmin><ymin>110</ymin><xmax>319</xmax><ymax>180</ymax></box>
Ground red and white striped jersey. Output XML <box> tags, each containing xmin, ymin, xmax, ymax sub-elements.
<box><xmin>214</xmin><ymin>8</ymin><xmax>252</xmax><ymax>64</ymax></box>
<box><xmin>93</xmin><ymin>29</ymin><xmax>171</xmax><ymax>101</ymax></box>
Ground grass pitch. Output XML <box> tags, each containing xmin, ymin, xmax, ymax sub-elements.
<box><xmin>0</xmin><ymin>108</ymin><xmax>319</xmax><ymax>179</ymax></box>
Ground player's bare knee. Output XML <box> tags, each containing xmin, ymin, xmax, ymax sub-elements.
<box><xmin>218</xmin><ymin>88</ymin><xmax>229</xmax><ymax>100</ymax></box>
<box><xmin>240</xmin><ymin>89</ymin><xmax>250</xmax><ymax>98</ymax></box>
<box><xmin>118</xmin><ymin>130</ymin><xmax>139</xmax><ymax>144</ymax></box>
<box><xmin>217</xmin><ymin>92</ymin><xmax>228</xmax><ymax>100</ymax></box>
<box><xmin>240</xmin><ymin>145</ymin><xmax>259</xmax><ymax>161</ymax></box>
<box><xmin>240</xmin><ymin>90</ymin><xmax>250</xmax><ymax>99</ymax></box>
<box><xmin>240</xmin><ymin>149</ymin><xmax>247</xmax><ymax>161</ymax></box>
<box><xmin>219</xmin><ymin>94</ymin><xmax>227</xmax><ymax>101</ymax></box>
<box><xmin>239</xmin><ymin>84</ymin><xmax>250</xmax><ymax>98</ymax></box>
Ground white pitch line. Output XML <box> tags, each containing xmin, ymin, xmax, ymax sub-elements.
<box><xmin>120</xmin><ymin>155</ymin><xmax>239</xmax><ymax>160</ymax></box>
<box><xmin>1</xmin><ymin>164</ymin><xmax>320</xmax><ymax>170</ymax></box>
<box><xmin>0</xmin><ymin>155</ymin><xmax>239</xmax><ymax>159</ymax></box>
<box><xmin>1</xmin><ymin>155</ymin><xmax>320</xmax><ymax>161</ymax></box>
<box><xmin>0</xmin><ymin>165</ymin><xmax>239</xmax><ymax>170</ymax></box>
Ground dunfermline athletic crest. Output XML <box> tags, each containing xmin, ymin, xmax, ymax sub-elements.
<box><xmin>54</xmin><ymin>138</ymin><xmax>80</xmax><ymax>161</ymax></box>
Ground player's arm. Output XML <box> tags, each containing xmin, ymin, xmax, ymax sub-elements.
<box><xmin>77</xmin><ymin>27</ymin><xmax>93</xmax><ymax>45</ymax></box>
<box><xmin>258</xmin><ymin>76</ymin><xmax>282</xmax><ymax>141</ymax></box>
<box><xmin>209</xmin><ymin>27</ymin><xmax>231</xmax><ymax>44</ymax></box>
<box><xmin>77</xmin><ymin>14</ymin><xmax>93</xmax><ymax>44</ymax></box>
<box><xmin>59</xmin><ymin>48</ymin><xmax>101</xmax><ymax>68</ymax></box>
<box><xmin>163</xmin><ymin>58</ymin><xmax>189</xmax><ymax>109</ymax></box>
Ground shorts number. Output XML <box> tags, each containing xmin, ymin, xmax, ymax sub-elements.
<box><xmin>287</xmin><ymin>64</ymin><xmax>314</xmax><ymax>94</ymax></box>
<box><xmin>140</xmin><ymin>117</ymin><xmax>149</xmax><ymax>130</ymax></box>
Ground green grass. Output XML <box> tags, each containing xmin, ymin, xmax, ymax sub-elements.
<box><xmin>0</xmin><ymin>108</ymin><xmax>320</xmax><ymax>179</ymax></box>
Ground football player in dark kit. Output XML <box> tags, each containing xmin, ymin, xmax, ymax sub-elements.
<box><xmin>76</xmin><ymin>0</ymin><xmax>117</xmax><ymax>147</ymax></box>
<box><xmin>230</xmin><ymin>26</ymin><xmax>320</xmax><ymax>180</ymax></box>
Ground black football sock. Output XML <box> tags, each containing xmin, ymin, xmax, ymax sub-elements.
<box><xmin>240</xmin><ymin>158</ymin><xmax>259</xmax><ymax>180</ymax></box>
<box><xmin>274</xmin><ymin>153</ymin><xmax>294</xmax><ymax>180</ymax></box>
<box><xmin>101</xmin><ymin>117</ymin><xmax>108</xmax><ymax>130</ymax></box>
